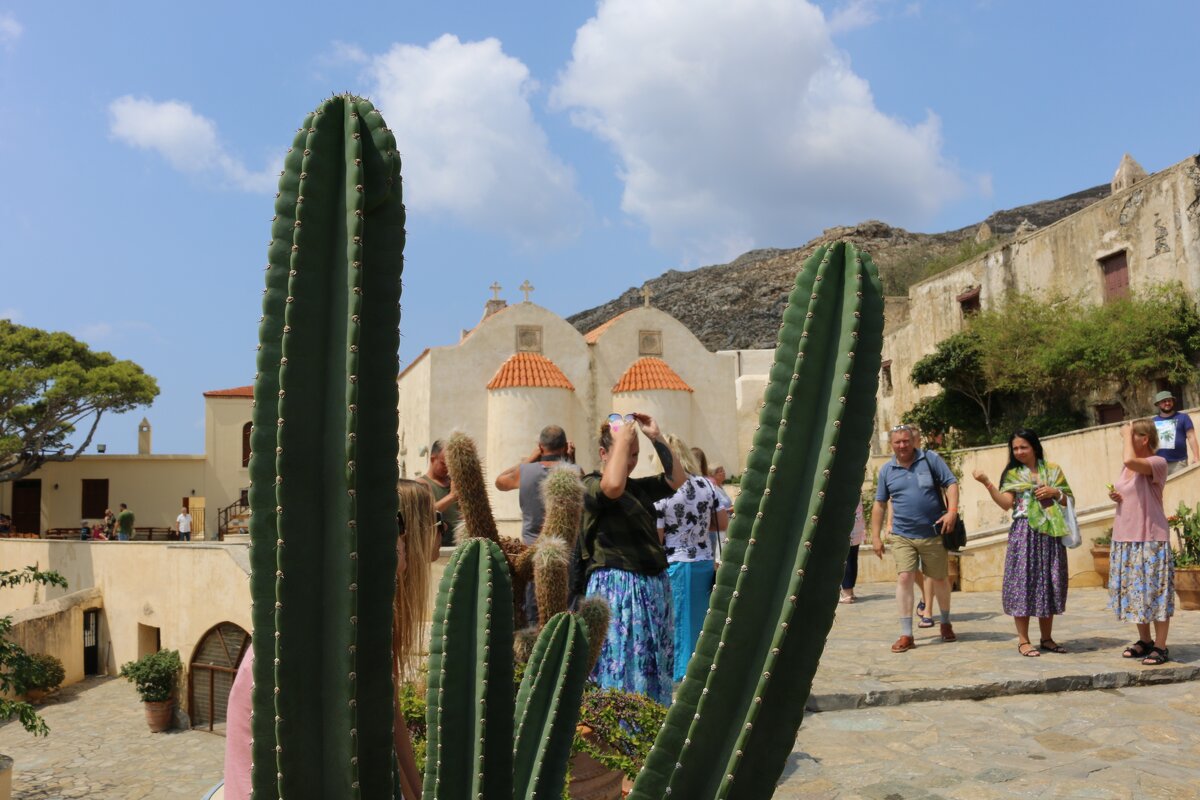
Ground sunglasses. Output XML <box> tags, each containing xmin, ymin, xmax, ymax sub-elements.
<box><xmin>607</xmin><ymin>413</ymin><xmax>637</xmax><ymax>432</ymax></box>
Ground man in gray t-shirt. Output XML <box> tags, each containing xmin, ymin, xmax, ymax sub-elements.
<box><xmin>495</xmin><ymin>425</ymin><xmax>580</xmax><ymax>620</ymax></box>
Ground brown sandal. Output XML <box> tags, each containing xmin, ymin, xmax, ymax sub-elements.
<box><xmin>1017</xmin><ymin>641</ymin><xmax>1041</xmax><ymax>657</ymax></box>
<box><xmin>1039</xmin><ymin>639</ymin><xmax>1067</xmax><ymax>654</ymax></box>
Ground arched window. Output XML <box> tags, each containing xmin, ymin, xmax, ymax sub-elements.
<box><xmin>189</xmin><ymin>622</ymin><xmax>250</xmax><ymax>732</ymax></box>
<box><xmin>241</xmin><ymin>422</ymin><xmax>252</xmax><ymax>468</ymax></box>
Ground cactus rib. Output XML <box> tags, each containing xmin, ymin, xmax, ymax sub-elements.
<box><xmin>630</xmin><ymin>241</ymin><xmax>883</xmax><ymax>800</ymax></box>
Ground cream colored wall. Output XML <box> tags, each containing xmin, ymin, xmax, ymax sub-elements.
<box><xmin>7</xmin><ymin>588</ymin><xmax>103</xmax><ymax>690</ymax></box>
<box><xmin>590</xmin><ymin>307</ymin><xmax>739</xmax><ymax>474</ymax></box>
<box><xmin>878</xmin><ymin>156</ymin><xmax>1200</xmax><ymax>439</ymax></box>
<box><xmin>398</xmin><ymin>353</ymin><xmax>433</xmax><ymax>480</ymax></box>
<box><xmin>203</xmin><ymin>396</ymin><xmax>255</xmax><ymax>536</ymax></box>
<box><xmin>486</xmin><ymin>387</ymin><xmax>579</xmax><ymax>521</ymax></box>
<box><xmin>0</xmin><ymin>540</ymin><xmax>251</xmax><ymax>703</ymax></box>
<box><xmin>3</xmin><ymin>455</ymin><xmax>205</xmax><ymax>533</ymax></box>
<box><xmin>612</xmin><ymin>390</ymin><xmax>694</xmax><ymax>477</ymax></box>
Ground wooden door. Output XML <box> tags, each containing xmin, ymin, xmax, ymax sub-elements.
<box><xmin>12</xmin><ymin>479</ymin><xmax>41</xmax><ymax>535</ymax></box>
<box><xmin>1100</xmin><ymin>251</ymin><xmax>1129</xmax><ymax>300</ymax></box>
<box><xmin>188</xmin><ymin>497</ymin><xmax>206</xmax><ymax>540</ymax></box>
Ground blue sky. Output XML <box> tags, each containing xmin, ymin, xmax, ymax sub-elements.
<box><xmin>1</xmin><ymin>0</ymin><xmax>1197</xmax><ymax>455</ymax></box>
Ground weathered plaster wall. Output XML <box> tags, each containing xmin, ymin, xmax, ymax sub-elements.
<box><xmin>7</xmin><ymin>588</ymin><xmax>103</xmax><ymax>690</ymax></box>
<box><xmin>203</xmin><ymin>396</ymin><xmax>255</xmax><ymax>536</ymax></box>
<box><xmin>877</xmin><ymin>156</ymin><xmax>1200</xmax><ymax>444</ymax></box>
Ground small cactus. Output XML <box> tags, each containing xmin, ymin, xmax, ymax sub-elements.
<box><xmin>532</xmin><ymin>536</ymin><xmax>570</xmax><ymax>629</ymax></box>
<box><xmin>574</xmin><ymin>595</ymin><xmax>611</xmax><ymax>675</ymax></box>
<box><xmin>539</xmin><ymin>464</ymin><xmax>585</xmax><ymax>547</ymax></box>
<box><xmin>444</xmin><ymin>431</ymin><xmax>499</xmax><ymax>542</ymax></box>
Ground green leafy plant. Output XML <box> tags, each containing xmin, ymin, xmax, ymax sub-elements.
<box><xmin>573</xmin><ymin>687</ymin><xmax>668</xmax><ymax>780</ymax></box>
<box><xmin>1169</xmin><ymin>502</ymin><xmax>1200</xmax><ymax>567</ymax></box>
<box><xmin>20</xmin><ymin>653</ymin><xmax>65</xmax><ymax>692</ymax></box>
<box><xmin>1093</xmin><ymin>528</ymin><xmax>1113</xmax><ymax>547</ymax></box>
<box><xmin>0</xmin><ymin>565</ymin><xmax>67</xmax><ymax>735</ymax></box>
<box><xmin>119</xmin><ymin>649</ymin><xmax>182</xmax><ymax>703</ymax></box>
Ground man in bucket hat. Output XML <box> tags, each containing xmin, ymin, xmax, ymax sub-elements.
<box><xmin>1152</xmin><ymin>390</ymin><xmax>1198</xmax><ymax>475</ymax></box>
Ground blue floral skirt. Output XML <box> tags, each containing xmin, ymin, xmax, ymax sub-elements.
<box><xmin>586</xmin><ymin>568</ymin><xmax>674</xmax><ymax>706</ymax></box>
<box><xmin>668</xmin><ymin>560</ymin><xmax>714</xmax><ymax>682</ymax></box>
<box><xmin>1108</xmin><ymin>541</ymin><xmax>1174</xmax><ymax>623</ymax></box>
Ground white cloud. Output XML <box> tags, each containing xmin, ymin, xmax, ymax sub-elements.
<box><xmin>553</xmin><ymin>0</ymin><xmax>965</xmax><ymax>263</ymax></box>
<box><xmin>0</xmin><ymin>13</ymin><xmax>22</xmax><ymax>49</ymax></box>
<box><xmin>364</xmin><ymin>34</ymin><xmax>585</xmax><ymax>247</ymax></box>
<box><xmin>828</xmin><ymin>0</ymin><xmax>882</xmax><ymax>33</ymax></box>
<box><xmin>108</xmin><ymin>96</ymin><xmax>279</xmax><ymax>192</ymax></box>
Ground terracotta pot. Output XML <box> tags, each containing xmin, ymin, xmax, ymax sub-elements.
<box><xmin>1175</xmin><ymin>566</ymin><xmax>1200</xmax><ymax>611</ymax></box>
<box><xmin>570</xmin><ymin>725</ymin><xmax>623</xmax><ymax>800</ymax></box>
<box><xmin>1091</xmin><ymin>546</ymin><xmax>1111</xmax><ymax>589</ymax></box>
<box><xmin>23</xmin><ymin>688</ymin><xmax>46</xmax><ymax>705</ymax></box>
<box><xmin>143</xmin><ymin>700</ymin><xmax>174</xmax><ymax>732</ymax></box>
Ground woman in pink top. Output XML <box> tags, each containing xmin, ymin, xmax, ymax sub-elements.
<box><xmin>1106</xmin><ymin>419</ymin><xmax>1174</xmax><ymax>665</ymax></box>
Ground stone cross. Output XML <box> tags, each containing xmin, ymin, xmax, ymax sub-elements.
<box><xmin>641</xmin><ymin>284</ymin><xmax>652</xmax><ymax>307</ymax></box>
<box><xmin>519</xmin><ymin>279</ymin><xmax>534</xmax><ymax>303</ymax></box>
<box><xmin>489</xmin><ymin>281</ymin><xmax>502</xmax><ymax>300</ymax></box>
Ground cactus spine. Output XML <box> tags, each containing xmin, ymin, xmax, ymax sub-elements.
<box><xmin>445</xmin><ymin>430</ymin><xmax>499</xmax><ymax>542</ymax></box>
<box><xmin>539</xmin><ymin>464</ymin><xmax>585</xmax><ymax>548</ymax></box>
<box><xmin>574</xmin><ymin>595</ymin><xmax>612</xmax><ymax>675</ymax></box>
<box><xmin>629</xmin><ymin>241</ymin><xmax>884</xmax><ymax>800</ymax></box>
<box><xmin>424</xmin><ymin>541</ymin><xmax>588</xmax><ymax>800</ymax></box>
<box><xmin>247</xmin><ymin>94</ymin><xmax>405</xmax><ymax>800</ymax></box>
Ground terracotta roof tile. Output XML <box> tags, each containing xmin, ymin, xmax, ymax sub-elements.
<box><xmin>584</xmin><ymin>309</ymin><xmax>635</xmax><ymax>344</ymax></box>
<box><xmin>612</xmin><ymin>357</ymin><xmax>693</xmax><ymax>393</ymax></box>
<box><xmin>487</xmin><ymin>352</ymin><xmax>575</xmax><ymax>391</ymax></box>
<box><xmin>203</xmin><ymin>385</ymin><xmax>254</xmax><ymax>398</ymax></box>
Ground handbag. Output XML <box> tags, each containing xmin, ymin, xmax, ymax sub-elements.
<box><xmin>926</xmin><ymin>458</ymin><xmax>967</xmax><ymax>551</ymax></box>
<box><xmin>1061</xmin><ymin>494</ymin><xmax>1082</xmax><ymax>548</ymax></box>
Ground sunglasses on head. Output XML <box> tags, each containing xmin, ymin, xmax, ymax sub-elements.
<box><xmin>607</xmin><ymin>413</ymin><xmax>636</xmax><ymax>432</ymax></box>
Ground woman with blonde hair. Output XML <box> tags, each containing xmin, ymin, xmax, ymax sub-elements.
<box><xmin>655</xmin><ymin>434</ymin><xmax>726</xmax><ymax>682</ymax></box>
<box><xmin>1107</xmin><ymin>419</ymin><xmax>1174</xmax><ymax>665</ymax></box>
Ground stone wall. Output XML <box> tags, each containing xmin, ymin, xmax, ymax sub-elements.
<box><xmin>6</xmin><ymin>588</ymin><xmax>103</xmax><ymax>691</ymax></box>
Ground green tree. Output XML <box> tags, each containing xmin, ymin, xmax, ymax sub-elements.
<box><xmin>0</xmin><ymin>566</ymin><xmax>68</xmax><ymax>735</ymax></box>
<box><xmin>909</xmin><ymin>329</ymin><xmax>1002</xmax><ymax>439</ymax></box>
<box><xmin>1060</xmin><ymin>284</ymin><xmax>1200</xmax><ymax>412</ymax></box>
<box><xmin>0</xmin><ymin>320</ymin><xmax>158</xmax><ymax>482</ymax></box>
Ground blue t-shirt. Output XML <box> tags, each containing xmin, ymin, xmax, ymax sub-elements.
<box><xmin>875</xmin><ymin>449</ymin><xmax>957</xmax><ymax>539</ymax></box>
<box><xmin>1153</xmin><ymin>412</ymin><xmax>1193</xmax><ymax>463</ymax></box>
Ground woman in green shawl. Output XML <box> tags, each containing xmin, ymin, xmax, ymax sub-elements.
<box><xmin>973</xmin><ymin>428</ymin><xmax>1072</xmax><ymax>657</ymax></box>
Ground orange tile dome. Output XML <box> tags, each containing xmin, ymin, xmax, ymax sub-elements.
<box><xmin>612</xmin><ymin>357</ymin><xmax>693</xmax><ymax>393</ymax></box>
<box><xmin>486</xmin><ymin>352</ymin><xmax>575</xmax><ymax>391</ymax></box>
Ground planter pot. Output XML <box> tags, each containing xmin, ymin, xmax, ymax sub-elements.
<box><xmin>144</xmin><ymin>700</ymin><xmax>174</xmax><ymax>732</ymax></box>
<box><xmin>23</xmin><ymin>688</ymin><xmax>46</xmax><ymax>705</ymax></box>
<box><xmin>1176</xmin><ymin>566</ymin><xmax>1200</xmax><ymax>611</ymax></box>
<box><xmin>0</xmin><ymin>754</ymin><xmax>12</xmax><ymax>800</ymax></box>
<box><xmin>570</xmin><ymin>725</ymin><xmax>623</xmax><ymax>800</ymax></box>
<box><xmin>1091</xmin><ymin>546</ymin><xmax>1111</xmax><ymax>589</ymax></box>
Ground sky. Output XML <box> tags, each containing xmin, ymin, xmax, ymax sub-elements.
<box><xmin>1</xmin><ymin>0</ymin><xmax>1198</xmax><ymax>456</ymax></box>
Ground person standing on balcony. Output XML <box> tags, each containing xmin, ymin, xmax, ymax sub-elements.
<box><xmin>1151</xmin><ymin>390</ymin><xmax>1197</xmax><ymax>475</ymax></box>
<box><xmin>175</xmin><ymin>506</ymin><xmax>193</xmax><ymax>542</ymax></box>
<box><xmin>116</xmin><ymin>503</ymin><xmax>134</xmax><ymax>541</ymax></box>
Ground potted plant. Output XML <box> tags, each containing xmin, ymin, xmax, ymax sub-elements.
<box><xmin>18</xmin><ymin>653</ymin><xmax>65</xmax><ymax>704</ymax></box>
<box><xmin>1091</xmin><ymin>528</ymin><xmax>1112</xmax><ymax>588</ymax></box>
<box><xmin>571</xmin><ymin>686</ymin><xmax>668</xmax><ymax>800</ymax></box>
<box><xmin>1169</xmin><ymin>502</ymin><xmax>1200</xmax><ymax>611</ymax></box>
<box><xmin>119</xmin><ymin>649</ymin><xmax>182</xmax><ymax>732</ymax></box>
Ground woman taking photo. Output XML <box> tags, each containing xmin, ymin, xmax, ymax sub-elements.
<box><xmin>973</xmin><ymin>429</ymin><xmax>1072</xmax><ymax>657</ymax></box>
<box><xmin>577</xmin><ymin>412</ymin><xmax>684</xmax><ymax>705</ymax></box>
<box><xmin>1108</xmin><ymin>420</ymin><xmax>1174</xmax><ymax>665</ymax></box>
<box><xmin>656</xmin><ymin>435</ymin><xmax>726</xmax><ymax>682</ymax></box>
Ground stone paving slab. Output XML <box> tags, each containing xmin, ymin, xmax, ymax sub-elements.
<box><xmin>779</xmin><ymin>681</ymin><xmax>1200</xmax><ymax>799</ymax></box>
<box><xmin>0</xmin><ymin>676</ymin><xmax>224</xmax><ymax>799</ymax></box>
<box><xmin>809</xmin><ymin>584</ymin><xmax>1200</xmax><ymax>711</ymax></box>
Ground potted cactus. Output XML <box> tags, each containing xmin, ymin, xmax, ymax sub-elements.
<box><xmin>119</xmin><ymin>649</ymin><xmax>181</xmax><ymax>732</ymax></box>
<box><xmin>1091</xmin><ymin>528</ymin><xmax>1112</xmax><ymax>588</ymax></box>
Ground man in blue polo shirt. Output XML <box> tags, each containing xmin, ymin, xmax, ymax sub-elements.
<box><xmin>870</xmin><ymin>425</ymin><xmax>959</xmax><ymax>652</ymax></box>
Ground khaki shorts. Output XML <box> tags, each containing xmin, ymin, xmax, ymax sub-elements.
<box><xmin>890</xmin><ymin>534</ymin><xmax>948</xmax><ymax>580</ymax></box>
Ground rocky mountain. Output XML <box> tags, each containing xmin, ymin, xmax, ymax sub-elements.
<box><xmin>567</xmin><ymin>183</ymin><xmax>1111</xmax><ymax>351</ymax></box>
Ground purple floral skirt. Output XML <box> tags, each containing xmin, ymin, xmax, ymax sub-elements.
<box><xmin>1002</xmin><ymin>518</ymin><xmax>1068</xmax><ymax>618</ymax></box>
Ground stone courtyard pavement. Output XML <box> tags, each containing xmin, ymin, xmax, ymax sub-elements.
<box><xmin>0</xmin><ymin>585</ymin><xmax>1196</xmax><ymax>798</ymax></box>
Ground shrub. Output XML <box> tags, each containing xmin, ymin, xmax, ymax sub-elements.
<box><xmin>22</xmin><ymin>653</ymin><xmax>65</xmax><ymax>692</ymax></box>
<box><xmin>119</xmin><ymin>649</ymin><xmax>182</xmax><ymax>703</ymax></box>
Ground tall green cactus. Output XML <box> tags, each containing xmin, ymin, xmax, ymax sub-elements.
<box><xmin>630</xmin><ymin>241</ymin><xmax>883</xmax><ymax>800</ymax></box>
<box><xmin>247</xmin><ymin>94</ymin><xmax>405</xmax><ymax>800</ymax></box>
<box><xmin>424</xmin><ymin>540</ymin><xmax>590</xmax><ymax>800</ymax></box>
